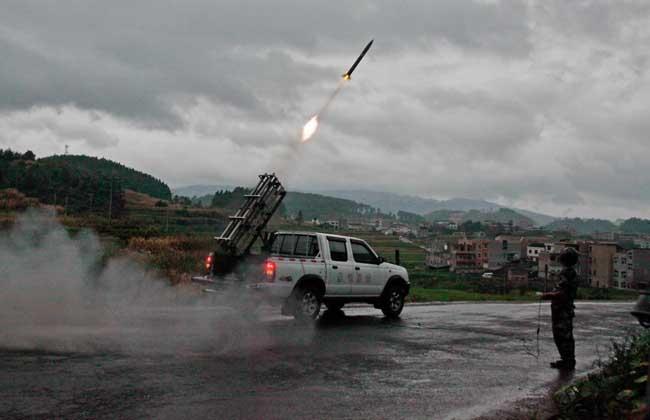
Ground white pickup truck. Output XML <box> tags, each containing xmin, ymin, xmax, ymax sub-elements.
<box><xmin>247</xmin><ymin>231</ymin><xmax>410</xmax><ymax>320</ymax></box>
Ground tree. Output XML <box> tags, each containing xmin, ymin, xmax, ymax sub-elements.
<box><xmin>22</xmin><ymin>150</ymin><xmax>36</xmax><ymax>161</ymax></box>
<box><xmin>460</xmin><ymin>220</ymin><xmax>483</xmax><ymax>233</ymax></box>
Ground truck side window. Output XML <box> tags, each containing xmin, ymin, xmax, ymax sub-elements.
<box><xmin>294</xmin><ymin>235</ymin><xmax>319</xmax><ymax>257</ymax></box>
<box><xmin>307</xmin><ymin>236</ymin><xmax>320</xmax><ymax>257</ymax></box>
<box><xmin>351</xmin><ymin>240</ymin><xmax>377</xmax><ymax>264</ymax></box>
<box><xmin>270</xmin><ymin>234</ymin><xmax>284</xmax><ymax>254</ymax></box>
<box><xmin>280</xmin><ymin>234</ymin><xmax>297</xmax><ymax>255</ymax></box>
<box><xmin>327</xmin><ymin>238</ymin><xmax>348</xmax><ymax>262</ymax></box>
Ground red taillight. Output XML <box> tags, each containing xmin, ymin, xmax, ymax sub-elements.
<box><xmin>264</xmin><ymin>260</ymin><xmax>276</xmax><ymax>281</ymax></box>
<box><xmin>205</xmin><ymin>253</ymin><xmax>213</xmax><ymax>272</ymax></box>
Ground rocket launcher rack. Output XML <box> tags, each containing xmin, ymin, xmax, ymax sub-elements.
<box><xmin>211</xmin><ymin>173</ymin><xmax>286</xmax><ymax>274</ymax></box>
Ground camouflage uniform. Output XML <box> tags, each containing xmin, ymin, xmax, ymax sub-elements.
<box><xmin>550</xmin><ymin>266</ymin><xmax>577</xmax><ymax>365</ymax></box>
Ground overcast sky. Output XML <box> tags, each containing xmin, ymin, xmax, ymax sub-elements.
<box><xmin>1</xmin><ymin>1</ymin><xmax>649</xmax><ymax>219</ymax></box>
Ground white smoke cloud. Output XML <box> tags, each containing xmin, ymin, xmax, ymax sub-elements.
<box><xmin>0</xmin><ymin>210</ymin><xmax>314</xmax><ymax>354</ymax></box>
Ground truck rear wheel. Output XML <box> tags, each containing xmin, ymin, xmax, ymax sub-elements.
<box><xmin>293</xmin><ymin>285</ymin><xmax>322</xmax><ymax>321</ymax></box>
<box><xmin>381</xmin><ymin>284</ymin><xmax>405</xmax><ymax>319</ymax></box>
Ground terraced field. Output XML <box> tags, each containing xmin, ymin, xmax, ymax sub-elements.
<box><xmin>349</xmin><ymin>232</ymin><xmax>426</xmax><ymax>269</ymax></box>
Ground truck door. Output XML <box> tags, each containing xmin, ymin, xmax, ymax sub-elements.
<box><xmin>325</xmin><ymin>237</ymin><xmax>354</xmax><ymax>296</ymax></box>
<box><xmin>350</xmin><ymin>239</ymin><xmax>385</xmax><ymax>295</ymax></box>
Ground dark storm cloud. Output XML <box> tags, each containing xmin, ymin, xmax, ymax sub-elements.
<box><xmin>0</xmin><ymin>0</ymin><xmax>529</xmax><ymax>125</ymax></box>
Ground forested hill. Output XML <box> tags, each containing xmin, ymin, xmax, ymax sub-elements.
<box><xmin>208</xmin><ymin>188</ymin><xmax>382</xmax><ymax>220</ymax></box>
<box><xmin>41</xmin><ymin>155</ymin><xmax>171</xmax><ymax>200</ymax></box>
<box><xmin>282</xmin><ymin>192</ymin><xmax>380</xmax><ymax>220</ymax></box>
<box><xmin>0</xmin><ymin>149</ymin><xmax>125</xmax><ymax>215</ymax></box>
<box><xmin>544</xmin><ymin>217</ymin><xmax>618</xmax><ymax>235</ymax></box>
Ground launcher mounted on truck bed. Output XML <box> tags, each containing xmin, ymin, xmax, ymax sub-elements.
<box><xmin>193</xmin><ymin>173</ymin><xmax>286</xmax><ymax>281</ymax></box>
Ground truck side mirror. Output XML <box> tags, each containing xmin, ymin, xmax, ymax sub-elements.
<box><xmin>377</xmin><ymin>256</ymin><xmax>385</xmax><ymax>265</ymax></box>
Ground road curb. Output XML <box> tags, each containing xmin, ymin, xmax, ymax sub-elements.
<box><xmin>344</xmin><ymin>300</ymin><xmax>635</xmax><ymax>309</ymax></box>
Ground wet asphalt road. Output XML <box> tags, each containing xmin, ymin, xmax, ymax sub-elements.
<box><xmin>0</xmin><ymin>301</ymin><xmax>640</xmax><ymax>419</ymax></box>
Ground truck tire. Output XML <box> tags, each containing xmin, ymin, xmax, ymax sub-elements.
<box><xmin>381</xmin><ymin>284</ymin><xmax>405</xmax><ymax>319</ymax></box>
<box><xmin>293</xmin><ymin>285</ymin><xmax>322</xmax><ymax>321</ymax></box>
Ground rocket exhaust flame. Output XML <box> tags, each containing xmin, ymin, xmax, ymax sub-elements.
<box><xmin>301</xmin><ymin>115</ymin><xmax>319</xmax><ymax>142</ymax></box>
<box><xmin>300</xmin><ymin>78</ymin><xmax>347</xmax><ymax>143</ymax></box>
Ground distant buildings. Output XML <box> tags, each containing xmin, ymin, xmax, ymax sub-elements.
<box><xmin>590</xmin><ymin>243</ymin><xmax>618</xmax><ymax>288</ymax></box>
<box><xmin>526</xmin><ymin>243</ymin><xmax>546</xmax><ymax>261</ymax></box>
<box><xmin>443</xmin><ymin>237</ymin><xmax>523</xmax><ymax>273</ymax></box>
<box><xmin>322</xmin><ymin>220</ymin><xmax>340</xmax><ymax>229</ymax></box>
<box><xmin>382</xmin><ymin>223</ymin><xmax>415</xmax><ymax>236</ymax></box>
<box><xmin>487</xmin><ymin>239</ymin><xmax>521</xmax><ymax>270</ymax></box>
<box><xmin>526</xmin><ymin>241</ymin><xmax>556</xmax><ymax>262</ymax></box>
<box><xmin>633</xmin><ymin>250</ymin><xmax>650</xmax><ymax>289</ymax></box>
<box><xmin>537</xmin><ymin>250</ymin><xmax>563</xmax><ymax>280</ymax></box>
<box><xmin>613</xmin><ymin>248</ymin><xmax>650</xmax><ymax>289</ymax></box>
<box><xmin>425</xmin><ymin>240</ymin><xmax>452</xmax><ymax>268</ymax></box>
<box><xmin>449</xmin><ymin>238</ymin><xmax>489</xmax><ymax>273</ymax></box>
<box><xmin>423</xmin><ymin>233</ymin><xmax>650</xmax><ymax>291</ymax></box>
<box><xmin>613</xmin><ymin>248</ymin><xmax>633</xmax><ymax>289</ymax></box>
<box><xmin>534</xmin><ymin>241</ymin><xmax>650</xmax><ymax>290</ymax></box>
<box><xmin>507</xmin><ymin>268</ymin><xmax>529</xmax><ymax>289</ymax></box>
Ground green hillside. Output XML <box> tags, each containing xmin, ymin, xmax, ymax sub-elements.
<box><xmin>545</xmin><ymin>217</ymin><xmax>617</xmax><ymax>235</ymax></box>
<box><xmin>282</xmin><ymin>191</ymin><xmax>380</xmax><ymax>220</ymax></box>
<box><xmin>424</xmin><ymin>208</ymin><xmax>534</xmax><ymax>226</ymax></box>
<box><xmin>424</xmin><ymin>209</ymin><xmax>457</xmax><ymax>222</ymax></box>
<box><xmin>462</xmin><ymin>208</ymin><xmax>534</xmax><ymax>225</ymax></box>
<box><xmin>0</xmin><ymin>149</ymin><xmax>125</xmax><ymax>215</ymax></box>
<box><xmin>620</xmin><ymin>218</ymin><xmax>650</xmax><ymax>234</ymax></box>
<box><xmin>41</xmin><ymin>155</ymin><xmax>171</xmax><ymax>200</ymax></box>
<box><xmin>205</xmin><ymin>189</ymin><xmax>382</xmax><ymax>220</ymax></box>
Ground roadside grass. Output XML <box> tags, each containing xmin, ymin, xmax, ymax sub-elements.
<box><xmin>127</xmin><ymin>235</ymin><xmax>213</xmax><ymax>284</ymax></box>
<box><xmin>554</xmin><ymin>331</ymin><xmax>649</xmax><ymax>419</ymax></box>
<box><xmin>577</xmin><ymin>287</ymin><xmax>638</xmax><ymax>301</ymax></box>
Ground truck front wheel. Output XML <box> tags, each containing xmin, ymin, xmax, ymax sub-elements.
<box><xmin>381</xmin><ymin>285</ymin><xmax>405</xmax><ymax>319</ymax></box>
<box><xmin>293</xmin><ymin>285</ymin><xmax>322</xmax><ymax>321</ymax></box>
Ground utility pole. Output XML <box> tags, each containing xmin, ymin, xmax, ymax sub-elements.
<box><xmin>544</xmin><ymin>264</ymin><xmax>548</xmax><ymax>292</ymax></box>
<box><xmin>65</xmin><ymin>144</ymin><xmax>69</xmax><ymax>155</ymax></box>
<box><xmin>108</xmin><ymin>177</ymin><xmax>113</xmax><ymax>222</ymax></box>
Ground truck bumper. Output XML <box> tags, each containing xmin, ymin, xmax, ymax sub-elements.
<box><xmin>191</xmin><ymin>275</ymin><xmax>251</xmax><ymax>293</ymax></box>
<box><xmin>191</xmin><ymin>276</ymin><xmax>291</xmax><ymax>307</ymax></box>
<box><xmin>191</xmin><ymin>275</ymin><xmax>217</xmax><ymax>285</ymax></box>
<box><xmin>247</xmin><ymin>282</ymin><xmax>293</xmax><ymax>304</ymax></box>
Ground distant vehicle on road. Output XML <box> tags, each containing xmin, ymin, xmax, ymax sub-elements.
<box><xmin>247</xmin><ymin>232</ymin><xmax>410</xmax><ymax>320</ymax></box>
<box><xmin>481</xmin><ymin>272</ymin><xmax>494</xmax><ymax>279</ymax></box>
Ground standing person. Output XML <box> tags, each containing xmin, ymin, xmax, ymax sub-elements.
<box><xmin>541</xmin><ymin>247</ymin><xmax>579</xmax><ymax>370</ymax></box>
